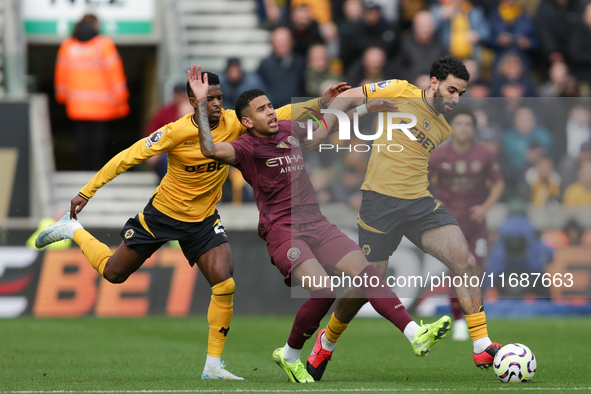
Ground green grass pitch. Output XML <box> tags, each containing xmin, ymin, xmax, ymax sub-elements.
<box><xmin>2</xmin><ymin>316</ymin><xmax>590</xmax><ymax>393</ymax></box>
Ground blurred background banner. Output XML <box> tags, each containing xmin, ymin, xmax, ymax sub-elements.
<box><xmin>22</xmin><ymin>0</ymin><xmax>156</xmax><ymax>37</ymax></box>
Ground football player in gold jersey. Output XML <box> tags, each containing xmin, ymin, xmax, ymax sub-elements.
<box><xmin>35</xmin><ymin>65</ymin><xmax>349</xmax><ymax>380</ymax></box>
<box><xmin>305</xmin><ymin>56</ymin><xmax>502</xmax><ymax>380</ymax></box>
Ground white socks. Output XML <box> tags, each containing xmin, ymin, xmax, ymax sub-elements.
<box><xmin>66</xmin><ymin>222</ymin><xmax>83</xmax><ymax>239</ymax></box>
<box><xmin>473</xmin><ymin>336</ymin><xmax>492</xmax><ymax>354</ymax></box>
<box><xmin>283</xmin><ymin>343</ymin><xmax>302</xmax><ymax>364</ymax></box>
<box><xmin>321</xmin><ymin>332</ymin><xmax>337</xmax><ymax>351</ymax></box>
<box><xmin>403</xmin><ymin>321</ymin><xmax>420</xmax><ymax>342</ymax></box>
<box><xmin>205</xmin><ymin>355</ymin><xmax>221</xmax><ymax>370</ymax></box>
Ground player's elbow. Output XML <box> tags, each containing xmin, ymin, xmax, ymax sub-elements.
<box><xmin>200</xmin><ymin>147</ymin><xmax>217</xmax><ymax>159</ymax></box>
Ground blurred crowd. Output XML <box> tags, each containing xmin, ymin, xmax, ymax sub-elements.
<box><xmin>146</xmin><ymin>0</ymin><xmax>591</xmax><ymax>210</ymax></box>
<box><xmin>225</xmin><ymin>0</ymin><xmax>591</xmax><ymax>210</ymax></box>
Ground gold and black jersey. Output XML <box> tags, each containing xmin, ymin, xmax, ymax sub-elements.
<box><xmin>78</xmin><ymin>98</ymin><xmax>323</xmax><ymax>222</ymax></box>
<box><xmin>361</xmin><ymin>79</ymin><xmax>452</xmax><ymax>199</ymax></box>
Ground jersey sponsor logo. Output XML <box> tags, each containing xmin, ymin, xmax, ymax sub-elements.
<box><xmin>369</xmin><ymin>83</ymin><xmax>376</xmax><ymax>93</ymax></box>
<box><xmin>184</xmin><ymin>141</ymin><xmax>197</xmax><ymax>145</ymax></box>
<box><xmin>184</xmin><ymin>161</ymin><xmax>225</xmax><ymax>173</ymax></box>
<box><xmin>376</xmin><ymin>80</ymin><xmax>392</xmax><ymax>89</ymax></box>
<box><xmin>287</xmin><ymin>136</ymin><xmax>300</xmax><ymax>148</ymax></box>
<box><xmin>287</xmin><ymin>247</ymin><xmax>301</xmax><ymax>261</ymax></box>
<box><xmin>415</xmin><ymin>131</ymin><xmax>437</xmax><ymax>154</ymax></box>
<box><xmin>455</xmin><ymin>160</ymin><xmax>467</xmax><ymax>175</ymax></box>
<box><xmin>145</xmin><ymin>138</ymin><xmax>152</xmax><ymax>149</ymax></box>
<box><xmin>266</xmin><ymin>154</ymin><xmax>303</xmax><ymax>167</ymax></box>
<box><xmin>276</xmin><ymin>141</ymin><xmax>289</xmax><ymax>149</ymax></box>
<box><xmin>150</xmin><ymin>130</ymin><xmax>163</xmax><ymax>144</ymax></box>
<box><xmin>423</xmin><ymin>119</ymin><xmax>431</xmax><ymax>131</ymax></box>
<box><xmin>125</xmin><ymin>229</ymin><xmax>134</xmax><ymax>239</ymax></box>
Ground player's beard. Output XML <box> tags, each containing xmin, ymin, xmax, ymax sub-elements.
<box><xmin>432</xmin><ymin>87</ymin><xmax>446</xmax><ymax>113</ymax></box>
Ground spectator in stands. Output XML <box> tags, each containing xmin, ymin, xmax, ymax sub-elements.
<box><xmin>291</xmin><ymin>0</ymin><xmax>333</xmax><ymax>27</ymax></box>
<box><xmin>346</xmin><ymin>46</ymin><xmax>387</xmax><ymax>87</ymax></box>
<box><xmin>339</xmin><ymin>1</ymin><xmax>397</xmax><ymax>73</ymax></box>
<box><xmin>289</xmin><ymin>4</ymin><xmax>324</xmax><ymax>57</ymax></box>
<box><xmin>371</xmin><ymin>0</ymin><xmax>400</xmax><ymax>24</ymax></box>
<box><xmin>567</xmin><ymin>3</ymin><xmax>591</xmax><ymax>87</ymax></box>
<box><xmin>414</xmin><ymin>74</ymin><xmax>432</xmax><ymax>90</ymax></box>
<box><xmin>399</xmin><ymin>0</ymin><xmax>427</xmax><ymax>31</ymax></box>
<box><xmin>490</xmin><ymin>52</ymin><xmax>537</xmax><ymax>97</ymax></box>
<box><xmin>565</xmin><ymin>105</ymin><xmax>591</xmax><ymax>160</ymax></box>
<box><xmin>563</xmin><ymin>160</ymin><xmax>591</xmax><ymax>206</ymax></box>
<box><xmin>487</xmin><ymin>198</ymin><xmax>553</xmax><ymax>297</ymax></box>
<box><xmin>486</xmin><ymin>0</ymin><xmax>538</xmax><ymax>69</ymax></box>
<box><xmin>257</xmin><ymin>27</ymin><xmax>306</xmax><ymax>107</ymax></box>
<box><xmin>560</xmin><ymin>141</ymin><xmax>591</xmax><ymax>189</ymax></box>
<box><xmin>144</xmin><ymin>82</ymin><xmax>193</xmax><ymax>180</ymax></box>
<box><xmin>431</xmin><ymin>0</ymin><xmax>490</xmax><ymax>61</ymax></box>
<box><xmin>525</xmin><ymin>156</ymin><xmax>561</xmax><ymax>207</ymax></box>
<box><xmin>257</xmin><ymin>0</ymin><xmax>287</xmax><ymax>27</ymax></box>
<box><xmin>467</xmin><ymin>79</ymin><xmax>490</xmax><ymax>97</ymax></box>
<box><xmin>219</xmin><ymin>58</ymin><xmax>266</xmax><ymax>110</ymax></box>
<box><xmin>538</xmin><ymin>61</ymin><xmax>569</xmax><ymax>97</ymax></box>
<box><xmin>336</xmin><ymin>0</ymin><xmax>364</xmax><ymax>47</ymax></box>
<box><xmin>477</xmin><ymin>126</ymin><xmax>517</xmax><ymax>200</ymax></box>
<box><xmin>305</xmin><ymin>44</ymin><xmax>340</xmax><ymax>96</ymax></box>
<box><xmin>463</xmin><ymin>59</ymin><xmax>481</xmax><ymax>86</ymax></box>
<box><xmin>55</xmin><ymin>13</ymin><xmax>129</xmax><ymax>171</ymax></box>
<box><xmin>331</xmin><ymin>137</ymin><xmax>368</xmax><ymax>210</ymax></box>
<box><xmin>535</xmin><ymin>0</ymin><xmax>582</xmax><ymax>69</ymax></box>
<box><xmin>388</xmin><ymin>11</ymin><xmax>445</xmax><ymax>83</ymax></box>
<box><xmin>503</xmin><ymin>106</ymin><xmax>554</xmax><ymax>173</ymax></box>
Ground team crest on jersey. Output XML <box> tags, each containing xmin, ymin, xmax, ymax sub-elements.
<box><xmin>150</xmin><ymin>130</ymin><xmax>163</xmax><ymax>144</ymax></box>
<box><xmin>287</xmin><ymin>247</ymin><xmax>301</xmax><ymax>261</ymax></box>
<box><xmin>423</xmin><ymin>119</ymin><xmax>431</xmax><ymax>131</ymax></box>
<box><xmin>362</xmin><ymin>244</ymin><xmax>371</xmax><ymax>255</ymax></box>
<box><xmin>376</xmin><ymin>80</ymin><xmax>392</xmax><ymax>89</ymax></box>
<box><xmin>471</xmin><ymin>160</ymin><xmax>482</xmax><ymax>173</ymax></box>
<box><xmin>455</xmin><ymin>160</ymin><xmax>467</xmax><ymax>174</ymax></box>
<box><xmin>125</xmin><ymin>229</ymin><xmax>134</xmax><ymax>239</ymax></box>
<box><xmin>287</xmin><ymin>136</ymin><xmax>300</xmax><ymax>148</ymax></box>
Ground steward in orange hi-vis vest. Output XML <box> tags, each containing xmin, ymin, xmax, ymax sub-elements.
<box><xmin>55</xmin><ymin>25</ymin><xmax>129</xmax><ymax>121</ymax></box>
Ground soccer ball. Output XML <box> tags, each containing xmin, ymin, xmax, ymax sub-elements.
<box><xmin>493</xmin><ymin>343</ymin><xmax>536</xmax><ymax>383</ymax></box>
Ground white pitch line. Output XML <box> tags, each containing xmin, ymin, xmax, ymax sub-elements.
<box><xmin>1</xmin><ymin>390</ymin><xmax>587</xmax><ymax>393</ymax></box>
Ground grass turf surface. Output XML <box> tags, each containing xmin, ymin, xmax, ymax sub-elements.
<box><xmin>1</xmin><ymin>316</ymin><xmax>590</xmax><ymax>393</ymax></box>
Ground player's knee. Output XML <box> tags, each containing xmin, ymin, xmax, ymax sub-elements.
<box><xmin>212</xmin><ymin>277</ymin><xmax>235</xmax><ymax>295</ymax></box>
<box><xmin>102</xmin><ymin>265</ymin><xmax>130</xmax><ymax>284</ymax></box>
<box><xmin>457</xmin><ymin>252</ymin><xmax>477</xmax><ymax>275</ymax></box>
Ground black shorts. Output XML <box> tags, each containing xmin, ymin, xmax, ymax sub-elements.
<box><xmin>358</xmin><ymin>190</ymin><xmax>458</xmax><ymax>262</ymax></box>
<box><xmin>121</xmin><ymin>199</ymin><xmax>228</xmax><ymax>265</ymax></box>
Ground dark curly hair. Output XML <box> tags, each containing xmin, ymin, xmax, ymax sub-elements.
<box><xmin>235</xmin><ymin>89</ymin><xmax>267</xmax><ymax>123</ymax></box>
<box><xmin>430</xmin><ymin>55</ymin><xmax>470</xmax><ymax>83</ymax></box>
<box><xmin>186</xmin><ymin>72</ymin><xmax>220</xmax><ymax>98</ymax></box>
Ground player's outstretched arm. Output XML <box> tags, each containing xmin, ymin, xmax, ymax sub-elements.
<box><xmin>188</xmin><ymin>65</ymin><xmax>236</xmax><ymax>164</ymax></box>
